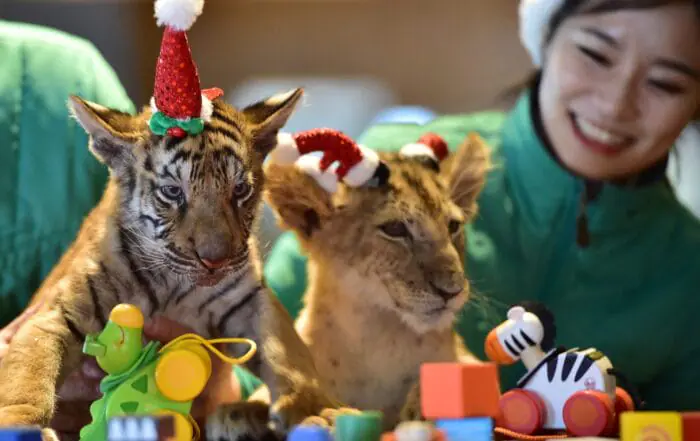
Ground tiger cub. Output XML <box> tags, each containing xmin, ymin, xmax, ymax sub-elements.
<box><xmin>0</xmin><ymin>89</ymin><xmax>339</xmax><ymax>440</ymax></box>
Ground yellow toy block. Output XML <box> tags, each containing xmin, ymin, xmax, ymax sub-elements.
<box><xmin>620</xmin><ymin>411</ymin><xmax>683</xmax><ymax>441</ymax></box>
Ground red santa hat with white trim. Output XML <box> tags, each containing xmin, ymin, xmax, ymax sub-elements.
<box><xmin>270</xmin><ymin>128</ymin><xmax>390</xmax><ymax>193</ymax></box>
<box><xmin>148</xmin><ymin>0</ymin><xmax>224</xmax><ymax>138</ymax></box>
<box><xmin>398</xmin><ymin>133</ymin><xmax>449</xmax><ymax>163</ymax></box>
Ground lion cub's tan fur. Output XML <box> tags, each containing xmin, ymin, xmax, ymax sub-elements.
<box><xmin>263</xmin><ymin>134</ymin><xmax>491</xmax><ymax>428</ymax></box>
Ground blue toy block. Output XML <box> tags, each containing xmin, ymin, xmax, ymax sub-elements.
<box><xmin>287</xmin><ymin>425</ymin><xmax>332</xmax><ymax>441</ymax></box>
<box><xmin>0</xmin><ymin>428</ymin><xmax>42</xmax><ymax>441</ymax></box>
<box><xmin>435</xmin><ymin>417</ymin><xmax>493</xmax><ymax>441</ymax></box>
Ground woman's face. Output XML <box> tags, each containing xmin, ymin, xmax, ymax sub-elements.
<box><xmin>539</xmin><ymin>2</ymin><xmax>700</xmax><ymax>180</ymax></box>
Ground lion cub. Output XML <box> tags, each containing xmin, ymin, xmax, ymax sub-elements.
<box><xmin>263</xmin><ymin>130</ymin><xmax>490</xmax><ymax>428</ymax></box>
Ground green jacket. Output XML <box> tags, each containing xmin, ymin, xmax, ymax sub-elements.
<box><xmin>0</xmin><ymin>20</ymin><xmax>134</xmax><ymax>326</ymax></box>
<box><xmin>263</xmin><ymin>90</ymin><xmax>700</xmax><ymax>411</ymax></box>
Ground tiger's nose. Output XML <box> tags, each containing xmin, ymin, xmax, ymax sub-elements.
<box><xmin>199</xmin><ymin>256</ymin><xmax>232</xmax><ymax>270</ymax></box>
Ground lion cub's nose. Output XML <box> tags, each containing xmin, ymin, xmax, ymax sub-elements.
<box><xmin>430</xmin><ymin>282</ymin><xmax>462</xmax><ymax>302</ymax></box>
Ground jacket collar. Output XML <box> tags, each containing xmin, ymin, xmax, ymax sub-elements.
<box><xmin>500</xmin><ymin>88</ymin><xmax>676</xmax><ymax>243</ymax></box>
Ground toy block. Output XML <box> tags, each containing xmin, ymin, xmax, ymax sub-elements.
<box><xmin>287</xmin><ymin>425</ymin><xmax>332</xmax><ymax>441</ymax></box>
<box><xmin>335</xmin><ymin>411</ymin><xmax>383</xmax><ymax>441</ymax></box>
<box><xmin>0</xmin><ymin>428</ymin><xmax>42</xmax><ymax>441</ymax></box>
<box><xmin>620</xmin><ymin>411</ymin><xmax>682</xmax><ymax>441</ymax></box>
<box><xmin>394</xmin><ymin>421</ymin><xmax>435</xmax><ymax>441</ymax></box>
<box><xmin>107</xmin><ymin>415</ymin><xmax>175</xmax><ymax>441</ymax></box>
<box><xmin>435</xmin><ymin>417</ymin><xmax>493</xmax><ymax>441</ymax></box>
<box><xmin>682</xmin><ymin>412</ymin><xmax>700</xmax><ymax>440</ymax></box>
<box><xmin>420</xmin><ymin>362</ymin><xmax>500</xmax><ymax>419</ymax></box>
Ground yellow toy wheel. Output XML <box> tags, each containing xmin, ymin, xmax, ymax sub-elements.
<box><xmin>155</xmin><ymin>347</ymin><xmax>212</xmax><ymax>402</ymax></box>
<box><xmin>155</xmin><ymin>410</ymin><xmax>193</xmax><ymax>441</ymax></box>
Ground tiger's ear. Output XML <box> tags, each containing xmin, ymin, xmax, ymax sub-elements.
<box><xmin>68</xmin><ymin>95</ymin><xmax>141</xmax><ymax>171</ymax></box>
<box><xmin>242</xmin><ymin>88</ymin><xmax>303</xmax><ymax>157</ymax></box>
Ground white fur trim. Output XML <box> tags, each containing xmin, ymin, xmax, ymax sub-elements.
<box><xmin>154</xmin><ymin>0</ymin><xmax>204</xmax><ymax>31</ymax></box>
<box><xmin>295</xmin><ymin>155</ymin><xmax>338</xmax><ymax>193</ymax></box>
<box><xmin>200</xmin><ymin>95</ymin><xmax>213</xmax><ymax>122</ymax></box>
<box><xmin>150</xmin><ymin>96</ymin><xmax>159</xmax><ymax>115</ymax></box>
<box><xmin>342</xmin><ymin>145</ymin><xmax>380</xmax><ymax>187</ymax></box>
<box><xmin>399</xmin><ymin>143</ymin><xmax>437</xmax><ymax>160</ymax></box>
<box><xmin>519</xmin><ymin>0</ymin><xmax>565</xmax><ymax>67</ymax></box>
<box><xmin>269</xmin><ymin>133</ymin><xmax>300</xmax><ymax>165</ymax></box>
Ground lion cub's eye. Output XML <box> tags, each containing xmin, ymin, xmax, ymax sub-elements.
<box><xmin>378</xmin><ymin>221</ymin><xmax>410</xmax><ymax>239</ymax></box>
<box><xmin>448</xmin><ymin>219</ymin><xmax>462</xmax><ymax>235</ymax></box>
<box><xmin>158</xmin><ymin>185</ymin><xmax>183</xmax><ymax>202</ymax></box>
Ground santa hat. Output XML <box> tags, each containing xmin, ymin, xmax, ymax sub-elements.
<box><xmin>148</xmin><ymin>0</ymin><xmax>224</xmax><ymax>138</ymax></box>
<box><xmin>398</xmin><ymin>133</ymin><xmax>449</xmax><ymax>163</ymax></box>
<box><xmin>269</xmin><ymin>128</ymin><xmax>389</xmax><ymax>193</ymax></box>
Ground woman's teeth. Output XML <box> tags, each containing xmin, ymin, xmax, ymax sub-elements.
<box><xmin>575</xmin><ymin>117</ymin><xmax>625</xmax><ymax>146</ymax></box>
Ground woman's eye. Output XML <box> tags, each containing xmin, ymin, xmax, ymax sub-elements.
<box><xmin>233</xmin><ymin>181</ymin><xmax>252</xmax><ymax>200</ymax></box>
<box><xmin>577</xmin><ymin>45</ymin><xmax>610</xmax><ymax>67</ymax></box>
<box><xmin>158</xmin><ymin>185</ymin><xmax>183</xmax><ymax>201</ymax></box>
<box><xmin>378</xmin><ymin>221</ymin><xmax>410</xmax><ymax>239</ymax></box>
<box><xmin>648</xmin><ymin>79</ymin><xmax>685</xmax><ymax>95</ymax></box>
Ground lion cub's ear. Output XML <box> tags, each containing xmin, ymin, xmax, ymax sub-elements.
<box><xmin>68</xmin><ymin>96</ymin><xmax>143</xmax><ymax>171</ymax></box>
<box><xmin>264</xmin><ymin>163</ymin><xmax>334</xmax><ymax>239</ymax></box>
<box><xmin>441</xmin><ymin>133</ymin><xmax>492</xmax><ymax>218</ymax></box>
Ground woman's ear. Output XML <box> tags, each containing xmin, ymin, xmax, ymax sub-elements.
<box><xmin>263</xmin><ymin>163</ymin><xmax>335</xmax><ymax>239</ymax></box>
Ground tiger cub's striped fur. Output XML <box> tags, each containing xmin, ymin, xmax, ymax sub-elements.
<box><xmin>0</xmin><ymin>89</ymin><xmax>338</xmax><ymax>440</ymax></box>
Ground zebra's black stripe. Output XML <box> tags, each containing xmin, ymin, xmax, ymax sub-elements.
<box><xmin>574</xmin><ymin>355</ymin><xmax>595</xmax><ymax>381</ymax></box>
<box><xmin>504</xmin><ymin>340</ymin><xmax>519</xmax><ymax>357</ymax></box>
<box><xmin>119</xmin><ymin>227</ymin><xmax>160</xmax><ymax>311</ymax></box>
<box><xmin>198</xmin><ymin>270</ymin><xmax>248</xmax><ymax>314</ymax></box>
<box><xmin>520</xmin><ymin>330</ymin><xmax>536</xmax><ymax>346</ymax></box>
<box><xmin>511</xmin><ymin>335</ymin><xmax>526</xmax><ymax>351</ymax></box>
<box><xmin>561</xmin><ymin>353</ymin><xmax>577</xmax><ymax>381</ymax></box>
<box><xmin>86</xmin><ymin>276</ymin><xmax>107</xmax><ymax>327</ymax></box>
<box><xmin>546</xmin><ymin>357</ymin><xmax>558</xmax><ymax>382</ymax></box>
<box><xmin>216</xmin><ymin>285</ymin><xmax>261</xmax><ymax>332</ymax></box>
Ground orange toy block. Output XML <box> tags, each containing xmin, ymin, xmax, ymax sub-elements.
<box><xmin>682</xmin><ymin>412</ymin><xmax>700</xmax><ymax>440</ymax></box>
<box><xmin>420</xmin><ymin>362</ymin><xmax>501</xmax><ymax>419</ymax></box>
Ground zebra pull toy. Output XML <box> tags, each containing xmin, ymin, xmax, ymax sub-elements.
<box><xmin>485</xmin><ymin>302</ymin><xmax>642</xmax><ymax>438</ymax></box>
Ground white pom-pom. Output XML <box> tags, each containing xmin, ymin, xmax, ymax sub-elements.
<box><xmin>269</xmin><ymin>133</ymin><xmax>301</xmax><ymax>165</ymax></box>
<box><xmin>154</xmin><ymin>0</ymin><xmax>204</xmax><ymax>31</ymax></box>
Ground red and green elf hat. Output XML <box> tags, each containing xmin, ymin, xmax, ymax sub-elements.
<box><xmin>149</xmin><ymin>0</ymin><xmax>223</xmax><ymax>138</ymax></box>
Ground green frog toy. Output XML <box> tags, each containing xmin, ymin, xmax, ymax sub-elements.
<box><xmin>79</xmin><ymin>304</ymin><xmax>257</xmax><ymax>441</ymax></box>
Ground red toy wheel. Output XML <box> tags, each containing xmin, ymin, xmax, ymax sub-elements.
<box><xmin>563</xmin><ymin>390</ymin><xmax>614</xmax><ymax>437</ymax></box>
<box><xmin>498</xmin><ymin>389</ymin><xmax>545</xmax><ymax>435</ymax></box>
<box><xmin>615</xmin><ymin>387</ymin><xmax>635</xmax><ymax>413</ymax></box>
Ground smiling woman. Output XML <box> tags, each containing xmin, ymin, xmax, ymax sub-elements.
<box><xmin>261</xmin><ymin>0</ymin><xmax>700</xmax><ymax>413</ymax></box>
<box><xmin>538</xmin><ymin>0</ymin><xmax>700</xmax><ymax>180</ymax></box>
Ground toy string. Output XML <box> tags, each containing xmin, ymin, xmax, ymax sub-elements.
<box><xmin>159</xmin><ymin>333</ymin><xmax>258</xmax><ymax>365</ymax></box>
<box><xmin>156</xmin><ymin>334</ymin><xmax>257</xmax><ymax>441</ymax></box>
<box><xmin>494</xmin><ymin>427</ymin><xmax>569</xmax><ymax>440</ymax></box>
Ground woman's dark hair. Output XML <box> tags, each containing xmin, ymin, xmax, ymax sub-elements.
<box><xmin>499</xmin><ymin>0</ymin><xmax>700</xmax><ymax>105</ymax></box>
